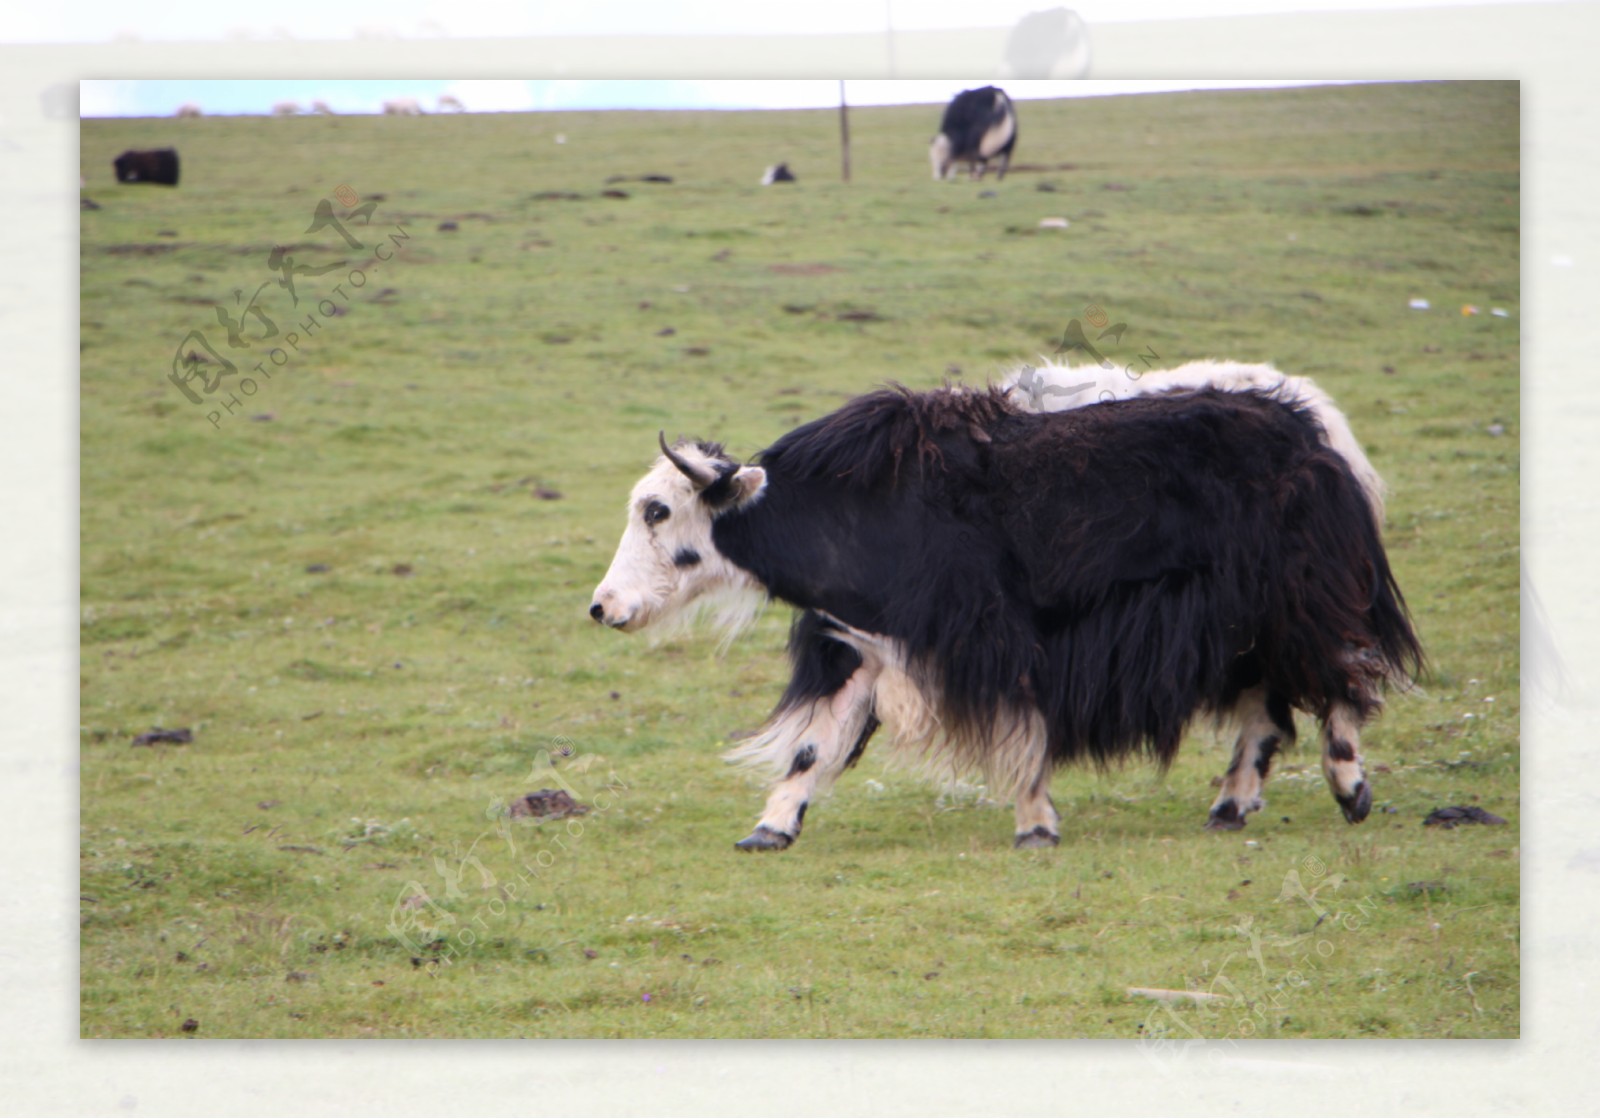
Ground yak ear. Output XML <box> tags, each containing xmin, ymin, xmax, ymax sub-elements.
<box><xmin>702</xmin><ymin>464</ymin><xmax>766</xmax><ymax>510</ymax></box>
<box><xmin>730</xmin><ymin>465</ymin><xmax>766</xmax><ymax>507</ymax></box>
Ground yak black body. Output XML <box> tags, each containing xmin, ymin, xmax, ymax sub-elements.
<box><xmin>932</xmin><ymin>87</ymin><xmax>1017</xmax><ymax>180</ymax></box>
<box><xmin>113</xmin><ymin>148</ymin><xmax>180</xmax><ymax>186</ymax></box>
<box><xmin>712</xmin><ymin>386</ymin><xmax>1421</xmax><ymax>773</ymax></box>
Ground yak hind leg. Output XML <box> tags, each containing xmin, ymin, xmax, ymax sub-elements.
<box><xmin>1321</xmin><ymin>700</ymin><xmax>1373</xmax><ymax>824</ymax></box>
<box><xmin>1012</xmin><ymin>771</ymin><xmax>1060</xmax><ymax>848</ymax></box>
<box><xmin>1207</xmin><ymin>686</ymin><xmax>1295</xmax><ymax>831</ymax></box>
<box><xmin>733</xmin><ymin>662</ymin><xmax>880</xmax><ymax>852</ymax></box>
<box><xmin>1010</xmin><ymin>715</ymin><xmax>1060</xmax><ymax>849</ymax></box>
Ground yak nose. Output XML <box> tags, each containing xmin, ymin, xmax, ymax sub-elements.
<box><xmin>589</xmin><ymin>602</ymin><xmax>605</xmax><ymax>623</ymax></box>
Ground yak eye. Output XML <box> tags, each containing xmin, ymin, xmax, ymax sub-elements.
<box><xmin>643</xmin><ymin>500</ymin><xmax>671</xmax><ymax>526</ymax></box>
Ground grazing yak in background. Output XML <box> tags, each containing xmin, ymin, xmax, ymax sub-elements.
<box><xmin>761</xmin><ymin>162</ymin><xmax>797</xmax><ymax>185</ymax></box>
<box><xmin>591</xmin><ymin>365</ymin><xmax>1421</xmax><ymax>850</ymax></box>
<box><xmin>113</xmin><ymin>149</ymin><xmax>180</xmax><ymax>186</ymax></box>
<box><xmin>931</xmin><ymin>86</ymin><xmax>1018</xmax><ymax>181</ymax></box>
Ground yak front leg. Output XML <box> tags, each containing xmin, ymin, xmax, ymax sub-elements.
<box><xmin>734</xmin><ymin>664</ymin><xmax>880</xmax><ymax>851</ymax></box>
<box><xmin>727</xmin><ymin>612</ymin><xmax>882</xmax><ymax>852</ymax></box>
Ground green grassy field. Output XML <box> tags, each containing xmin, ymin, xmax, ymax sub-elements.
<box><xmin>79</xmin><ymin>80</ymin><xmax>1519</xmax><ymax>1038</ymax></box>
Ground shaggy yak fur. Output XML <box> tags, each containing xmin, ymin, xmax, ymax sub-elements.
<box><xmin>595</xmin><ymin>383</ymin><xmax>1422</xmax><ymax>850</ymax></box>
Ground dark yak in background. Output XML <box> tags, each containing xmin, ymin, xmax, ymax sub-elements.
<box><xmin>113</xmin><ymin>148</ymin><xmax>180</xmax><ymax>186</ymax></box>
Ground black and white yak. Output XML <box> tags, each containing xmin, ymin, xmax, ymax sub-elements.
<box><xmin>113</xmin><ymin>148</ymin><xmax>180</xmax><ymax>186</ymax></box>
<box><xmin>589</xmin><ymin>363</ymin><xmax>1421</xmax><ymax>850</ymax></box>
<box><xmin>930</xmin><ymin>86</ymin><xmax>1018</xmax><ymax>182</ymax></box>
<box><xmin>761</xmin><ymin>162</ymin><xmax>797</xmax><ymax>186</ymax></box>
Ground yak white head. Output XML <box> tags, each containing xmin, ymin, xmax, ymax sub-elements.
<box><xmin>589</xmin><ymin>434</ymin><xmax>768</xmax><ymax>637</ymax></box>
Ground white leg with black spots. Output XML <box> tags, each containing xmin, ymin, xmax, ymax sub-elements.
<box><xmin>1207</xmin><ymin>687</ymin><xmax>1293</xmax><ymax>831</ymax></box>
<box><xmin>1013</xmin><ymin>745</ymin><xmax>1060</xmax><ymax>848</ymax></box>
<box><xmin>733</xmin><ymin>664</ymin><xmax>881</xmax><ymax>851</ymax></box>
<box><xmin>1321</xmin><ymin>701</ymin><xmax>1372</xmax><ymax>823</ymax></box>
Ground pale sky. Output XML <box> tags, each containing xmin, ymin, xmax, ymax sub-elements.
<box><xmin>80</xmin><ymin>78</ymin><xmax>1380</xmax><ymax>118</ymax></box>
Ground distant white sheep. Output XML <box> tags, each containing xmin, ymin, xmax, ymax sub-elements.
<box><xmin>272</xmin><ymin>101</ymin><xmax>300</xmax><ymax>116</ymax></box>
<box><xmin>437</xmin><ymin>94</ymin><xmax>465</xmax><ymax>113</ymax></box>
<box><xmin>175</xmin><ymin>103</ymin><xmax>202</xmax><ymax>118</ymax></box>
<box><xmin>311</xmin><ymin>100</ymin><xmax>336</xmax><ymax>115</ymax></box>
<box><xmin>383</xmin><ymin>97</ymin><xmax>424</xmax><ymax>116</ymax></box>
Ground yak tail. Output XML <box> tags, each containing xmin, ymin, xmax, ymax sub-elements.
<box><xmin>1358</xmin><ymin>499</ymin><xmax>1426</xmax><ymax>694</ymax></box>
<box><xmin>1278</xmin><ymin>443</ymin><xmax>1424</xmax><ymax>719</ymax></box>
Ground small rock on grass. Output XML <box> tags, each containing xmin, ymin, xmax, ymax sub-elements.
<box><xmin>509</xmin><ymin>789</ymin><xmax>591</xmax><ymax>819</ymax></box>
<box><xmin>1423</xmin><ymin>805</ymin><xmax>1507</xmax><ymax>828</ymax></box>
<box><xmin>1127</xmin><ymin>987</ymin><xmax>1225</xmax><ymax>1004</ymax></box>
<box><xmin>132</xmin><ymin>727</ymin><xmax>192</xmax><ymax>746</ymax></box>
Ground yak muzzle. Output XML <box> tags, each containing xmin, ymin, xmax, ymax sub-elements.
<box><xmin>588</xmin><ymin>587</ymin><xmax>641</xmax><ymax>630</ymax></box>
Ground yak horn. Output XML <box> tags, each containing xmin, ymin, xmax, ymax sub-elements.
<box><xmin>659</xmin><ymin>431</ymin><xmax>717</xmax><ymax>488</ymax></box>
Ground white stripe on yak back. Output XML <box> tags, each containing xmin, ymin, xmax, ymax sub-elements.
<box><xmin>997</xmin><ymin>359</ymin><xmax>1386</xmax><ymax>521</ymax></box>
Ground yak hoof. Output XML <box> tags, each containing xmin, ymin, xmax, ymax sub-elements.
<box><xmin>1338</xmin><ymin>780</ymin><xmax>1372</xmax><ymax>824</ymax></box>
<box><xmin>1206</xmin><ymin>800</ymin><xmax>1247</xmax><ymax>831</ymax></box>
<box><xmin>1013</xmin><ymin>826</ymin><xmax>1060</xmax><ymax>849</ymax></box>
<box><xmin>735</xmin><ymin>825</ymin><xmax>794</xmax><ymax>852</ymax></box>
